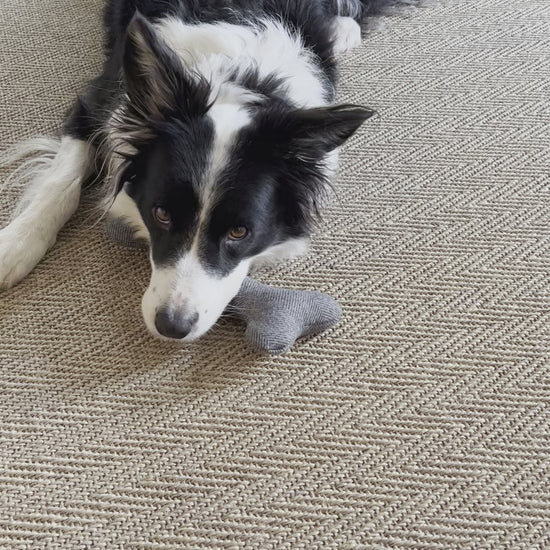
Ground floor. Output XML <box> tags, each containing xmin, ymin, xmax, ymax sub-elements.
<box><xmin>1</xmin><ymin>0</ymin><xmax>549</xmax><ymax>548</ymax></box>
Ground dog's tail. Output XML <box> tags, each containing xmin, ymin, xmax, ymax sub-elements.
<box><xmin>0</xmin><ymin>133</ymin><xmax>91</xmax><ymax>289</ymax></box>
<box><xmin>0</xmin><ymin>136</ymin><xmax>62</xmax><ymax>216</ymax></box>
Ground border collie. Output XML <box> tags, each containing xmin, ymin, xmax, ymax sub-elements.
<box><xmin>0</xmin><ymin>0</ymin><xmax>414</xmax><ymax>341</ymax></box>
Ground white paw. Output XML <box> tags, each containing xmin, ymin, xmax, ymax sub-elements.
<box><xmin>332</xmin><ymin>16</ymin><xmax>362</xmax><ymax>55</ymax></box>
<box><xmin>0</xmin><ymin>222</ymin><xmax>51</xmax><ymax>289</ymax></box>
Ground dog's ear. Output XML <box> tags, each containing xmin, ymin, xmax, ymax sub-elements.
<box><xmin>285</xmin><ymin>105</ymin><xmax>374</xmax><ymax>157</ymax></box>
<box><xmin>253</xmin><ymin>104</ymin><xmax>373</xmax><ymax>230</ymax></box>
<box><xmin>123</xmin><ymin>12</ymin><xmax>210</xmax><ymax>119</ymax></box>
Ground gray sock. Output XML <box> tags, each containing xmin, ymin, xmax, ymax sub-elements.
<box><xmin>105</xmin><ymin>219</ymin><xmax>148</xmax><ymax>249</ymax></box>
<box><xmin>231</xmin><ymin>278</ymin><xmax>342</xmax><ymax>354</ymax></box>
<box><xmin>105</xmin><ymin>218</ymin><xmax>342</xmax><ymax>353</ymax></box>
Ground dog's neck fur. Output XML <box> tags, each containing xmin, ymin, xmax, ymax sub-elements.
<box><xmin>154</xmin><ymin>17</ymin><xmax>330</xmax><ymax>108</ymax></box>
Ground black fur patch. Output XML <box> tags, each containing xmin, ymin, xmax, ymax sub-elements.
<box><xmin>124</xmin><ymin>117</ymin><xmax>214</xmax><ymax>266</ymax></box>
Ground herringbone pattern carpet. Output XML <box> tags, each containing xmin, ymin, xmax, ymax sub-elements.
<box><xmin>1</xmin><ymin>0</ymin><xmax>549</xmax><ymax>548</ymax></box>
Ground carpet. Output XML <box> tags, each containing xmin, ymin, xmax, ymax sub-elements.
<box><xmin>1</xmin><ymin>0</ymin><xmax>549</xmax><ymax>548</ymax></box>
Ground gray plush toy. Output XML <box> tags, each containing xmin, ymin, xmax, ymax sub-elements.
<box><xmin>105</xmin><ymin>219</ymin><xmax>342</xmax><ymax>353</ymax></box>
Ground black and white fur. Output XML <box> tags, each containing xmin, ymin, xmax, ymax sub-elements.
<box><xmin>0</xmin><ymin>0</ymin><xmax>414</xmax><ymax>341</ymax></box>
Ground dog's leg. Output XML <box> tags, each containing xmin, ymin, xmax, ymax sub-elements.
<box><xmin>0</xmin><ymin>135</ymin><xmax>91</xmax><ymax>288</ymax></box>
<box><xmin>332</xmin><ymin>16</ymin><xmax>362</xmax><ymax>54</ymax></box>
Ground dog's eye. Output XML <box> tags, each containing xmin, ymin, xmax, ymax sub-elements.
<box><xmin>153</xmin><ymin>206</ymin><xmax>171</xmax><ymax>228</ymax></box>
<box><xmin>227</xmin><ymin>226</ymin><xmax>248</xmax><ymax>241</ymax></box>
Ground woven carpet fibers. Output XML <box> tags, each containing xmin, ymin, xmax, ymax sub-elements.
<box><xmin>1</xmin><ymin>0</ymin><xmax>549</xmax><ymax>548</ymax></box>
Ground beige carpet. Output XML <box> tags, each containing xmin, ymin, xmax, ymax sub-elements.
<box><xmin>1</xmin><ymin>0</ymin><xmax>549</xmax><ymax>548</ymax></box>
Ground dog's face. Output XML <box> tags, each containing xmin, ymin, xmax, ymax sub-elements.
<box><xmin>116</xmin><ymin>14</ymin><xmax>372</xmax><ymax>341</ymax></box>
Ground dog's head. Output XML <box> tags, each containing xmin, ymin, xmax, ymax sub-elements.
<box><xmin>115</xmin><ymin>14</ymin><xmax>373</xmax><ymax>341</ymax></box>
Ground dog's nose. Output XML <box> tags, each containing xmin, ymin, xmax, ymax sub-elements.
<box><xmin>155</xmin><ymin>308</ymin><xmax>198</xmax><ymax>340</ymax></box>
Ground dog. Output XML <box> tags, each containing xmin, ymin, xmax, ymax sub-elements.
<box><xmin>0</xmin><ymin>0</ymin><xmax>412</xmax><ymax>341</ymax></box>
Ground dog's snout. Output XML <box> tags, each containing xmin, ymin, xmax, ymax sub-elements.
<box><xmin>155</xmin><ymin>307</ymin><xmax>198</xmax><ymax>340</ymax></box>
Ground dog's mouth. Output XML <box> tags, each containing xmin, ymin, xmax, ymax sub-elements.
<box><xmin>141</xmin><ymin>265</ymin><xmax>250</xmax><ymax>343</ymax></box>
<box><xmin>142</xmin><ymin>297</ymin><xmax>220</xmax><ymax>343</ymax></box>
<box><xmin>143</xmin><ymin>307</ymin><xmax>213</xmax><ymax>343</ymax></box>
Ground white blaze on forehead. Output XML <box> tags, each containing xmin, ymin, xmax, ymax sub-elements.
<box><xmin>207</xmin><ymin>103</ymin><xmax>251</xmax><ymax>183</ymax></box>
<box><xmin>198</xmin><ymin>102</ymin><xmax>251</xmax><ymax>220</ymax></box>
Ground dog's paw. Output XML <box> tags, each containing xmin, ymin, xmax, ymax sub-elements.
<box><xmin>0</xmin><ymin>222</ymin><xmax>51</xmax><ymax>289</ymax></box>
<box><xmin>332</xmin><ymin>17</ymin><xmax>362</xmax><ymax>55</ymax></box>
